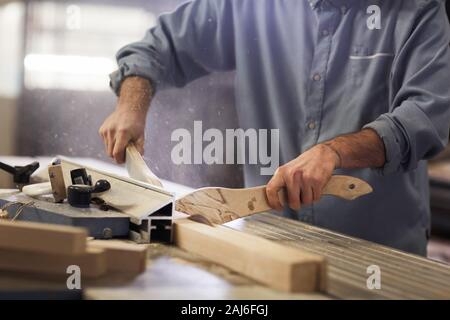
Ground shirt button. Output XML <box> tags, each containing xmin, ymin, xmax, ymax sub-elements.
<box><xmin>341</xmin><ymin>6</ymin><xmax>347</xmax><ymax>14</ymax></box>
<box><xmin>313</xmin><ymin>74</ymin><xmax>321</xmax><ymax>81</ymax></box>
<box><xmin>308</xmin><ymin>121</ymin><xmax>316</xmax><ymax>130</ymax></box>
<box><xmin>322</xmin><ymin>30</ymin><xmax>329</xmax><ymax>37</ymax></box>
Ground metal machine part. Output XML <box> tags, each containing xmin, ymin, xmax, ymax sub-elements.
<box><xmin>0</xmin><ymin>161</ymin><xmax>40</xmax><ymax>190</ymax></box>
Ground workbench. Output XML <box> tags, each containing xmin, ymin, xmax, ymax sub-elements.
<box><xmin>1</xmin><ymin>157</ymin><xmax>450</xmax><ymax>300</ymax></box>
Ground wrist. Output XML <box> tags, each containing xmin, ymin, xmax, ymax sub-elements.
<box><xmin>320</xmin><ymin>143</ymin><xmax>342</xmax><ymax>169</ymax></box>
<box><xmin>116</xmin><ymin>103</ymin><xmax>149</xmax><ymax>114</ymax></box>
<box><xmin>117</xmin><ymin>76</ymin><xmax>153</xmax><ymax>114</ymax></box>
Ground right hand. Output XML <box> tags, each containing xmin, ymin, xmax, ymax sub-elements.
<box><xmin>99</xmin><ymin>107</ymin><xmax>146</xmax><ymax>164</ymax></box>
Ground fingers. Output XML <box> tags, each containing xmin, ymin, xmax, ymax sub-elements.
<box><xmin>266</xmin><ymin>169</ymin><xmax>286</xmax><ymax>211</ymax></box>
<box><xmin>99</xmin><ymin>124</ymin><xmax>115</xmax><ymax>159</ymax></box>
<box><xmin>98</xmin><ymin>109</ymin><xmax>147</xmax><ymax>163</ymax></box>
<box><xmin>300</xmin><ymin>184</ymin><xmax>314</xmax><ymax>206</ymax></box>
<box><xmin>99</xmin><ymin>128</ymin><xmax>108</xmax><ymax>154</ymax></box>
<box><xmin>267</xmin><ymin>167</ymin><xmax>326</xmax><ymax>212</ymax></box>
<box><xmin>113</xmin><ymin>132</ymin><xmax>131</xmax><ymax>164</ymax></box>
<box><xmin>106</xmin><ymin>130</ymin><xmax>115</xmax><ymax>159</ymax></box>
<box><xmin>285</xmin><ymin>170</ymin><xmax>301</xmax><ymax>211</ymax></box>
<box><xmin>312</xmin><ymin>180</ymin><xmax>322</xmax><ymax>203</ymax></box>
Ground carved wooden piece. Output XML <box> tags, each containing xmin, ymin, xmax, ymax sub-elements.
<box><xmin>175</xmin><ymin>176</ymin><xmax>373</xmax><ymax>225</ymax></box>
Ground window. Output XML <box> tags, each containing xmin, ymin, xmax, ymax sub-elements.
<box><xmin>0</xmin><ymin>2</ymin><xmax>25</xmax><ymax>98</ymax></box>
<box><xmin>24</xmin><ymin>2</ymin><xmax>157</xmax><ymax>91</ymax></box>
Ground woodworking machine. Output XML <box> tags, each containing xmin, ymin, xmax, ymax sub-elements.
<box><xmin>0</xmin><ymin>157</ymin><xmax>174</xmax><ymax>243</ymax></box>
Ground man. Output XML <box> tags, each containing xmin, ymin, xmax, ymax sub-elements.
<box><xmin>100</xmin><ymin>0</ymin><xmax>450</xmax><ymax>255</ymax></box>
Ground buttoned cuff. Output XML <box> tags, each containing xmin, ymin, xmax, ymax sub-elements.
<box><xmin>363</xmin><ymin>115</ymin><xmax>405</xmax><ymax>176</ymax></box>
<box><xmin>109</xmin><ymin>56</ymin><xmax>164</xmax><ymax>96</ymax></box>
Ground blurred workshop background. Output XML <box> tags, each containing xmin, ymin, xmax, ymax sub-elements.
<box><xmin>0</xmin><ymin>0</ymin><xmax>242</xmax><ymax>190</ymax></box>
<box><xmin>1</xmin><ymin>0</ymin><xmax>450</xmax><ymax>262</ymax></box>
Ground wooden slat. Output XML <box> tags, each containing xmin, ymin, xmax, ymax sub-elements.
<box><xmin>173</xmin><ymin>218</ymin><xmax>326</xmax><ymax>293</ymax></box>
<box><xmin>0</xmin><ymin>220</ymin><xmax>87</xmax><ymax>255</ymax></box>
<box><xmin>0</xmin><ymin>247</ymin><xmax>107</xmax><ymax>278</ymax></box>
<box><xmin>88</xmin><ymin>240</ymin><xmax>148</xmax><ymax>274</ymax></box>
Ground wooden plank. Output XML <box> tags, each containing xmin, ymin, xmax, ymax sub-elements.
<box><xmin>0</xmin><ymin>247</ymin><xmax>107</xmax><ymax>278</ymax></box>
<box><xmin>88</xmin><ymin>240</ymin><xmax>148</xmax><ymax>274</ymax></box>
<box><xmin>173</xmin><ymin>218</ymin><xmax>326</xmax><ymax>293</ymax></box>
<box><xmin>0</xmin><ymin>220</ymin><xmax>87</xmax><ymax>255</ymax></box>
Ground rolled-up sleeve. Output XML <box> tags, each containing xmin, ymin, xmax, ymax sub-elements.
<box><xmin>110</xmin><ymin>0</ymin><xmax>236</xmax><ymax>95</ymax></box>
<box><xmin>364</xmin><ymin>0</ymin><xmax>450</xmax><ymax>175</ymax></box>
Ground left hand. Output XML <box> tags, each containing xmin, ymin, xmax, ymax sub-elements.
<box><xmin>266</xmin><ymin>144</ymin><xmax>340</xmax><ymax>211</ymax></box>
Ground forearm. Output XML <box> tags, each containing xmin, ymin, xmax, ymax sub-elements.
<box><xmin>322</xmin><ymin>129</ymin><xmax>386</xmax><ymax>169</ymax></box>
<box><xmin>99</xmin><ymin>76</ymin><xmax>154</xmax><ymax>163</ymax></box>
<box><xmin>117</xmin><ymin>76</ymin><xmax>154</xmax><ymax>113</ymax></box>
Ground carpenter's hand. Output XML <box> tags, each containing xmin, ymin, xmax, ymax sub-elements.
<box><xmin>99</xmin><ymin>107</ymin><xmax>146</xmax><ymax>164</ymax></box>
<box><xmin>266</xmin><ymin>144</ymin><xmax>340</xmax><ymax>211</ymax></box>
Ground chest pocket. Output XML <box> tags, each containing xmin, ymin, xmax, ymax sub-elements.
<box><xmin>349</xmin><ymin>46</ymin><xmax>394</xmax><ymax>88</ymax></box>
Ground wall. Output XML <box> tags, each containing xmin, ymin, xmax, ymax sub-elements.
<box><xmin>0</xmin><ymin>98</ymin><xmax>17</xmax><ymax>156</ymax></box>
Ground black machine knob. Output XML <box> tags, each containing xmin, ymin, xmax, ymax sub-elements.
<box><xmin>67</xmin><ymin>179</ymin><xmax>111</xmax><ymax>208</ymax></box>
<box><xmin>92</xmin><ymin>179</ymin><xmax>111</xmax><ymax>193</ymax></box>
<box><xmin>0</xmin><ymin>161</ymin><xmax>40</xmax><ymax>185</ymax></box>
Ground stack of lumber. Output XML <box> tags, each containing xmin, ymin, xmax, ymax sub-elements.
<box><xmin>0</xmin><ymin>220</ymin><xmax>148</xmax><ymax>278</ymax></box>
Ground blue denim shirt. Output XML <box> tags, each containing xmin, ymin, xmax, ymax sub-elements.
<box><xmin>110</xmin><ymin>0</ymin><xmax>450</xmax><ymax>255</ymax></box>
